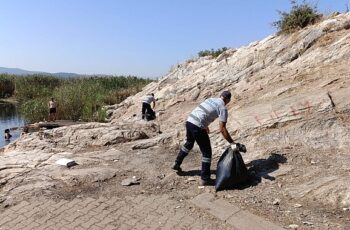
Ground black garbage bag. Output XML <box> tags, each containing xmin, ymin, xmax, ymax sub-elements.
<box><xmin>145</xmin><ymin>109</ymin><xmax>156</xmax><ymax>121</ymax></box>
<box><xmin>215</xmin><ymin>147</ymin><xmax>248</xmax><ymax>191</ymax></box>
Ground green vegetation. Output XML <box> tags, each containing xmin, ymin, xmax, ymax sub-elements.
<box><xmin>0</xmin><ymin>74</ymin><xmax>152</xmax><ymax>122</ymax></box>
<box><xmin>198</xmin><ymin>47</ymin><xmax>228</xmax><ymax>58</ymax></box>
<box><xmin>0</xmin><ymin>74</ymin><xmax>15</xmax><ymax>98</ymax></box>
<box><xmin>273</xmin><ymin>0</ymin><xmax>320</xmax><ymax>34</ymax></box>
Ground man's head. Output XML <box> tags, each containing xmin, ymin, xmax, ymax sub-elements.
<box><xmin>151</xmin><ymin>93</ymin><xmax>154</xmax><ymax>97</ymax></box>
<box><xmin>51</xmin><ymin>97</ymin><xmax>54</xmax><ymax>101</ymax></box>
<box><xmin>220</xmin><ymin>90</ymin><xmax>231</xmax><ymax>105</ymax></box>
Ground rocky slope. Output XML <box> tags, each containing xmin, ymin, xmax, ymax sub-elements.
<box><xmin>110</xmin><ymin>12</ymin><xmax>350</xmax><ymax>206</ymax></box>
<box><xmin>1</xmin><ymin>12</ymin><xmax>350</xmax><ymax>228</ymax></box>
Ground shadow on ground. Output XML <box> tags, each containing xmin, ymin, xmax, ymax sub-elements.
<box><xmin>176</xmin><ymin>169</ymin><xmax>216</xmax><ymax>177</ymax></box>
<box><xmin>246</xmin><ymin>153</ymin><xmax>287</xmax><ymax>186</ymax></box>
<box><xmin>175</xmin><ymin>153</ymin><xmax>287</xmax><ymax>190</ymax></box>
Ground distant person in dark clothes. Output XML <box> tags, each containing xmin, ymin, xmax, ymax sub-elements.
<box><xmin>142</xmin><ymin>93</ymin><xmax>156</xmax><ymax>120</ymax></box>
<box><xmin>21</xmin><ymin>126</ymin><xmax>29</xmax><ymax>136</ymax></box>
<box><xmin>48</xmin><ymin>98</ymin><xmax>57</xmax><ymax>122</ymax></box>
<box><xmin>4</xmin><ymin>129</ymin><xmax>12</xmax><ymax>141</ymax></box>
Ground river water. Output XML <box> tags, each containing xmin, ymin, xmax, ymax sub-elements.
<box><xmin>0</xmin><ymin>102</ymin><xmax>26</xmax><ymax>148</ymax></box>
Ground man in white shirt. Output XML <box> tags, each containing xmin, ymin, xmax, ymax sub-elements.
<box><xmin>142</xmin><ymin>93</ymin><xmax>156</xmax><ymax>121</ymax></box>
<box><xmin>172</xmin><ymin>91</ymin><xmax>242</xmax><ymax>186</ymax></box>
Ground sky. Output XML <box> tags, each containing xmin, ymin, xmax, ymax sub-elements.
<box><xmin>0</xmin><ymin>0</ymin><xmax>349</xmax><ymax>78</ymax></box>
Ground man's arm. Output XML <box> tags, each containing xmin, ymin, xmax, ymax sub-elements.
<box><xmin>219</xmin><ymin>121</ymin><xmax>234</xmax><ymax>144</ymax></box>
<box><xmin>152</xmin><ymin>99</ymin><xmax>156</xmax><ymax>109</ymax></box>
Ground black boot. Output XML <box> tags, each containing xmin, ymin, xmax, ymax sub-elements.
<box><xmin>172</xmin><ymin>163</ymin><xmax>182</xmax><ymax>172</ymax></box>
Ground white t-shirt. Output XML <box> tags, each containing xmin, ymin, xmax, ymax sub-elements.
<box><xmin>187</xmin><ymin>98</ymin><xmax>228</xmax><ymax>129</ymax></box>
<box><xmin>143</xmin><ymin>95</ymin><xmax>155</xmax><ymax>104</ymax></box>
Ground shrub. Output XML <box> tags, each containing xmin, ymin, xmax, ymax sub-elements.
<box><xmin>0</xmin><ymin>74</ymin><xmax>15</xmax><ymax>98</ymax></box>
<box><xmin>20</xmin><ymin>98</ymin><xmax>48</xmax><ymax>122</ymax></box>
<box><xmin>14</xmin><ymin>75</ymin><xmax>61</xmax><ymax>101</ymax></box>
<box><xmin>198</xmin><ymin>47</ymin><xmax>228</xmax><ymax>58</ymax></box>
<box><xmin>273</xmin><ymin>0</ymin><xmax>320</xmax><ymax>34</ymax></box>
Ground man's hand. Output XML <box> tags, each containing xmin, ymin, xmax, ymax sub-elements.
<box><xmin>236</xmin><ymin>143</ymin><xmax>247</xmax><ymax>153</ymax></box>
<box><xmin>230</xmin><ymin>143</ymin><xmax>247</xmax><ymax>153</ymax></box>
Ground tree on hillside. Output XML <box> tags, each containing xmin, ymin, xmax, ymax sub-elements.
<box><xmin>273</xmin><ymin>0</ymin><xmax>320</xmax><ymax>34</ymax></box>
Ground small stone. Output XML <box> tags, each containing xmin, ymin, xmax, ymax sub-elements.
<box><xmin>310</xmin><ymin>160</ymin><xmax>316</xmax><ymax>165</ymax></box>
<box><xmin>187</xmin><ymin>177</ymin><xmax>196</xmax><ymax>181</ymax></box>
<box><xmin>294</xmin><ymin>203</ymin><xmax>303</xmax><ymax>208</ymax></box>
<box><xmin>225</xmin><ymin>195</ymin><xmax>234</xmax><ymax>199</ymax></box>
<box><xmin>55</xmin><ymin>158</ymin><xmax>77</xmax><ymax>167</ymax></box>
<box><xmin>175</xmin><ymin>206</ymin><xmax>181</xmax><ymax>209</ymax></box>
<box><xmin>198</xmin><ymin>186</ymin><xmax>205</xmax><ymax>189</ymax></box>
<box><xmin>288</xmin><ymin>224</ymin><xmax>299</xmax><ymax>229</ymax></box>
<box><xmin>157</xmin><ymin>174</ymin><xmax>166</xmax><ymax>179</ymax></box>
<box><xmin>273</xmin><ymin>199</ymin><xmax>280</xmax><ymax>205</ymax></box>
<box><xmin>342</xmin><ymin>207</ymin><xmax>349</xmax><ymax>211</ymax></box>
<box><xmin>121</xmin><ymin>177</ymin><xmax>140</xmax><ymax>186</ymax></box>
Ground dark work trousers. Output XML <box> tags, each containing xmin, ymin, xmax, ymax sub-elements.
<box><xmin>175</xmin><ymin>121</ymin><xmax>212</xmax><ymax>180</ymax></box>
<box><xmin>141</xmin><ymin>102</ymin><xmax>152</xmax><ymax>119</ymax></box>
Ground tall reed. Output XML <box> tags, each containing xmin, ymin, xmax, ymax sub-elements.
<box><xmin>1</xmin><ymin>74</ymin><xmax>152</xmax><ymax>122</ymax></box>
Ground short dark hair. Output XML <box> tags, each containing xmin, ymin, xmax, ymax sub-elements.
<box><xmin>220</xmin><ymin>91</ymin><xmax>231</xmax><ymax>100</ymax></box>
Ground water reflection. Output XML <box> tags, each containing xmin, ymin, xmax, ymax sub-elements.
<box><xmin>0</xmin><ymin>102</ymin><xmax>26</xmax><ymax>148</ymax></box>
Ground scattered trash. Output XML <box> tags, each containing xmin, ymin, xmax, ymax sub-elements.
<box><xmin>288</xmin><ymin>224</ymin><xmax>299</xmax><ymax>229</ymax></box>
<box><xmin>273</xmin><ymin>199</ymin><xmax>280</xmax><ymax>205</ymax></box>
<box><xmin>342</xmin><ymin>207</ymin><xmax>349</xmax><ymax>211</ymax></box>
<box><xmin>294</xmin><ymin>203</ymin><xmax>303</xmax><ymax>208</ymax></box>
<box><xmin>302</xmin><ymin>221</ymin><xmax>313</xmax><ymax>226</ymax></box>
<box><xmin>187</xmin><ymin>177</ymin><xmax>196</xmax><ymax>182</ymax></box>
<box><xmin>225</xmin><ymin>195</ymin><xmax>234</xmax><ymax>199</ymax></box>
<box><xmin>121</xmin><ymin>176</ymin><xmax>140</xmax><ymax>186</ymax></box>
<box><xmin>310</xmin><ymin>160</ymin><xmax>316</xmax><ymax>165</ymax></box>
<box><xmin>198</xmin><ymin>186</ymin><xmax>205</xmax><ymax>189</ymax></box>
<box><xmin>157</xmin><ymin>174</ymin><xmax>166</xmax><ymax>179</ymax></box>
<box><xmin>175</xmin><ymin>206</ymin><xmax>181</xmax><ymax>209</ymax></box>
<box><xmin>55</xmin><ymin>158</ymin><xmax>77</xmax><ymax>167</ymax></box>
